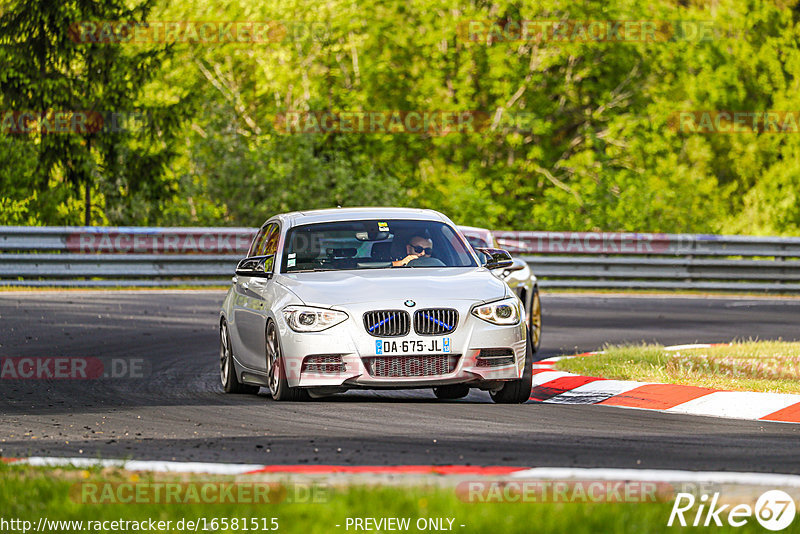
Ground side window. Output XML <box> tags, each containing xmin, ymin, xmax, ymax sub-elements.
<box><xmin>262</xmin><ymin>224</ymin><xmax>280</xmax><ymax>256</ymax></box>
<box><xmin>255</xmin><ymin>224</ymin><xmax>280</xmax><ymax>273</ymax></box>
<box><xmin>250</xmin><ymin>224</ymin><xmax>279</xmax><ymax>256</ymax></box>
<box><xmin>248</xmin><ymin>226</ymin><xmax>269</xmax><ymax>257</ymax></box>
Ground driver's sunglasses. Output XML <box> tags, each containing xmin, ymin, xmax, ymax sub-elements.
<box><xmin>411</xmin><ymin>245</ymin><xmax>433</xmax><ymax>254</ymax></box>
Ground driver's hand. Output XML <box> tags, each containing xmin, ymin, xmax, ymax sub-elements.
<box><xmin>401</xmin><ymin>254</ymin><xmax>420</xmax><ymax>266</ymax></box>
<box><xmin>394</xmin><ymin>254</ymin><xmax>419</xmax><ymax>267</ymax></box>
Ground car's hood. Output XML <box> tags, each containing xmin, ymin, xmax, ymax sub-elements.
<box><xmin>276</xmin><ymin>268</ymin><xmax>508</xmax><ymax>306</ymax></box>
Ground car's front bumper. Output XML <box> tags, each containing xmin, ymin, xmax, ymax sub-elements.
<box><xmin>277</xmin><ymin>300</ymin><xmax>527</xmax><ymax>389</ymax></box>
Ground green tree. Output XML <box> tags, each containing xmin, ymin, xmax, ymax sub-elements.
<box><xmin>0</xmin><ymin>0</ymin><xmax>188</xmax><ymax>225</ymax></box>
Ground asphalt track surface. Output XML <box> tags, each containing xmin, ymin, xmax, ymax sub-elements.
<box><xmin>1</xmin><ymin>291</ymin><xmax>799</xmax><ymax>473</ymax></box>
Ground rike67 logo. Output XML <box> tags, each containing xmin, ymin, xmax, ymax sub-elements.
<box><xmin>668</xmin><ymin>490</ymin><xmax>796</xmax><ymax>530</ymax></box>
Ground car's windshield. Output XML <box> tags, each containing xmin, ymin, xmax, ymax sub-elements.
<box><xmin>281</xmin><ymin>219</ymin><xmax>477</xmax><ymax>272</ymax></box>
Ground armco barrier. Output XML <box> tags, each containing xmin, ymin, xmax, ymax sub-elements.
<box><xmin>492</xmin><ymin>232</ymin><xmax>800</xmax><ymax>291</ymax></box>
<box><xmin>1</xmin><ymin>226</ymin><xmax>799</xmax><ymax>291</ymax></box>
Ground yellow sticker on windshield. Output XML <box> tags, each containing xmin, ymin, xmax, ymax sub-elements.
<box><xmin>378</xmin><ymin>222</ymin><xmax>389</xmax><ymax>231</ymax></box>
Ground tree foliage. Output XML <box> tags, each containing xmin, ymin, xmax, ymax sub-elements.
<box><xmin>0</xmin><ymin>0</ymin><xmax>189</xmax><ymax>225</ymax></box>
<box><xmin>1</xmin><ymin>0</ymin><xmax>799</xmax><ymax>234</ymax></box>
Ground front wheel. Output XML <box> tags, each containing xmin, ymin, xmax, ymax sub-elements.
<box><xmin>220</xmin><ymin>320</ymin><xmax>260</xmax><ymax>394</ymax></box>
<box><xmin>489</xmin><ymin>333</ymin><xmax>533</xmax><ymax>404</ymax></box>
<box><xmin>266</xmin><ymin>320</ymin><xmax>308</xmax><ymax>401</ymax></box>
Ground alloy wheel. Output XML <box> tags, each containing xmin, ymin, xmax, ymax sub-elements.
<box><xmin>266</xmin><ymin>323</ymin><xmax>280</xmax><ymax>397</ymax></box>
<box><xmin>220</xmin><ymin>323</ymin><xmax>231</xmax><ymax>386</ymax></box>
<box><xmin>529</xmin><ymin>288</ymin><xmax>542</xmax><ymax>351</ymax></box>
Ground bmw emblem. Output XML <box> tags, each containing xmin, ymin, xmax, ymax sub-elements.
<box><xmin>404</xmin><ymin>300</ymin><xmax>416</xmax><ymax>308</ymax></box>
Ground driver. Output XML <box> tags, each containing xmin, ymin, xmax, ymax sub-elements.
<box><xmin>392</xmin><ymin>235</ymin><xmax>433</xmax><ymax>267</ymax></box>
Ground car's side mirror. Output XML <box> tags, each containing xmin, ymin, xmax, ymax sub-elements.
<box><xmin>496</xmin><ymin>257</ymin><xmax>528</xmax><ymax>279</ymax></box>
<box><xmin>235</xmin><ymin>255</ymin><xmax>274</xmax><ymax>278</ymax></box>
<box><xmin>505</xmin><ymin>258</ymin><xmax>528</xmax><ymax>273</ymax></box>
<box><xmin>476</xmin><ymin>248</ymin><xmax>514</xmax><ymax>270</ymax></box>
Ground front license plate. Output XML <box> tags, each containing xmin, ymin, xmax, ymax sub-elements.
<box><xmin>376</xmin><ymin>337</ymin><xmax>451</xmax><ymax>355</ymax></box>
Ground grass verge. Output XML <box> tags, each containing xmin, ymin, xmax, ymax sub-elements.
<box><xmin>1</xmin><ymin>463</ymin><xmax>793</xmax><ymax>534</ymax></box>
<box><xmin>555</xmin><ymin>341</ymin><xmax>800</xmax><ymax>394</ymax></box>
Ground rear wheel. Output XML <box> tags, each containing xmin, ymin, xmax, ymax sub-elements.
<box><xmin>489</xmin><ymin>333</ymin><xmax>533</xmax><ymax>404</ymax></box>
<box><xmin>528</xmin><ymin>286</ymin><xmax>542</xmax><ymax>354</ymax></box>
<box><xmin>266</xmin><ymin>320</ymin><xmax>308</xmax><ymax>401</ymax></box>
<box><xmin>433</xmin><ymin>384</ymin><xmax>470</xmax><ymax>400</ymax></box>
<box><xmin>220</xmin><ymin>320</ymin><xmax>259</xmax><ymax>394</ymax></box>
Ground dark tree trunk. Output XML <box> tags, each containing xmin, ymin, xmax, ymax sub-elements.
<box><xmin>84</xmin><ymin>180</ymin><xmax>91</xmax><ymax>226</ymax></box>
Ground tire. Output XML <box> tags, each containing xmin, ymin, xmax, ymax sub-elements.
<box><xmin>220</xmin><ymin>320</ymin><xmax>260</xmax><ymax>394</ymax></box>
<box><xmin>433</xmin><ymin>384</ymin><xmax>470</xmax><ymax>400</ymax></box>
<box><xmin>528</xmin><ymin>286</ymin><xmax>542</xmax><ymax>354</ymax></box>
<box><xmin>489</xmin><ymin>332</ymin><xmax>533</xmax><ymax>404</ymax></box>
<box><xmin>266</xmin><ymin>320</ymin><xmax>308</xmax><ymax>401</ymax></box>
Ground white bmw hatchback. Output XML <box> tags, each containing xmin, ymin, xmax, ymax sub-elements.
<box><xmin>219</xmin><ymin>207</ymin><xmax>532</xmax><ymax>403</ymax></box>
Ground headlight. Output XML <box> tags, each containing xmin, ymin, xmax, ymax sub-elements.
<box><xmin>283</xmin><ymin>306</ymin><xmax>348</xmax><ymax>332</ymax></box>
<box><xmin>471</xmin><ymin>297</ymin><xmax>520</xmax><ymax>325</ymax></box>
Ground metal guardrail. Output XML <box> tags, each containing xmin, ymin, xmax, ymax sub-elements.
<box><xmin>0</xmin><ymin>226</ymin><xmax>253</xmax><ymax>287</ymax></box>
<box><xmin>1</xmin><ymin>226</ymin><xmax>800</xmax><ymax>291</ymax></box>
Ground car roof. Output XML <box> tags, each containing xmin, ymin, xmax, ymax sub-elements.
<box><xmin>267</xmin><ymin>207</ymin><xmax>450</xmax><ymax>228</ymax></box>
